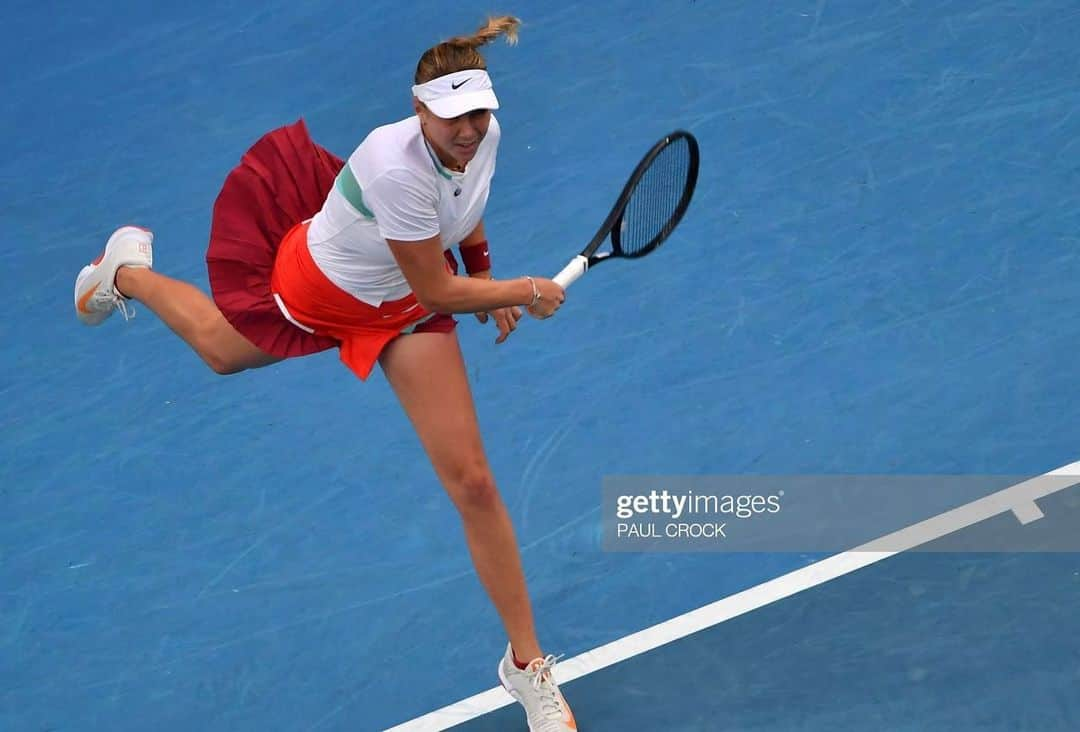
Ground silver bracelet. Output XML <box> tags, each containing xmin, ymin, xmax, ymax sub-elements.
<box><xmin>525</xmin><ymin>276</ymin><xmax>541</xmax><ymax>307</ymax></box>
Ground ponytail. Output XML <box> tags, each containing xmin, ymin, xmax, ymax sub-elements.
<box><xmin>447</xmin><ymin>15</ymin><xmax>520</xmax><ymax>49</ymax></box>
<box><xmin>415</xmin><ymin>15</ymin><xmax>521</xmax><ymax>84</ymax></box>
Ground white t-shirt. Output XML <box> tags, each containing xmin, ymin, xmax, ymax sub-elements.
<box><xmin>306</xmin><ymin>114</ymin><xmax>499</xmax><ymax>306</ymax></box>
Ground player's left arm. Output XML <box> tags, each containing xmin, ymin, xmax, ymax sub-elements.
<box><xmin>458</xmin><ymin>220</ymin><xmax>522</xmax><ymax>344</ymax></box>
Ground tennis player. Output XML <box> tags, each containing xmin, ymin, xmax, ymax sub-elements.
<box><xmin>73</xmin><ymin>16</ymin><xmax>576</xmax><ymax>731</ymax></box>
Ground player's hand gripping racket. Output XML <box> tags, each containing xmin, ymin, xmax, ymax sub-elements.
<box><xmin>552</xmin><ymin>130</ymin><xmax>699</xmax><ymax>288</ymax></box>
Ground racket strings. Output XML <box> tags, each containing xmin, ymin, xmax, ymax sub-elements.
<box><xmin>618</xmin><ymin>137</ymin><xmax>692</xmax><ymax>256</ymax></box>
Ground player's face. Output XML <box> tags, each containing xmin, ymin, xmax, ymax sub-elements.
<box><xmin>415</xmin><ymin>102</ymin><xmax>491</xmax><ymax>170</ymax></box>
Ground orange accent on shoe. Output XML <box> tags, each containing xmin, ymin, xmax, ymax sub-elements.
<box><xmin>76</xmin><ymin>283</ymin><xmax>99</xmax><ymax>314</ymax></box>
<box><xmin>562</xmin><ymin>699</ymin><xmax>577</xmax><ymax>730</ymax></box>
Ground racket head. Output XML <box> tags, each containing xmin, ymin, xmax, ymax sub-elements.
<box><xmin>608</xmin><ymin>130</ymin><xmax>699</xmax><ymax>260</ymax></box>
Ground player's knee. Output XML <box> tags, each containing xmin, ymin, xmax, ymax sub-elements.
<box><xmin>448</xmin><ymin>464</ymin><xmax>500</xmax><ymax>515</ymax></box>
<box><xmin>197</xmin><ymin>322</ymin><xmax>247</xmax><ymax>375</ymax></box>
<box><xmin>204</xmin><ymin>351</ymin><xmax>245</xmax><ymax>376</ymax></box>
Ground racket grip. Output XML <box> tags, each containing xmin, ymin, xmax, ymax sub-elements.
<box><xmin>553</xmin><ymin>255</ymin><xmax>589</xmax><ymax>289</ymax></box>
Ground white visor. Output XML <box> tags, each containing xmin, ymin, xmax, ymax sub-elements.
<box><xmin>411</xmin><ymin>69</ymin><xmax>499</xmax><ymax>119</ymax></box>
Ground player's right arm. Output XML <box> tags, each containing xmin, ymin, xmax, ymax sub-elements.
<box><xmin>387</xmin><ymin>236</ymin><xmax>563</xmax><ymax>318</ymax></box>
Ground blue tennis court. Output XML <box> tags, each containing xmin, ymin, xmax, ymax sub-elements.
<box><xmin>4</xmin><ymin>0</ymin><xmax>1080</xmax><ymax>729</ymax></box>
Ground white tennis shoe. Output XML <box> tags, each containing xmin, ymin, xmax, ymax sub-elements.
<box><xmin>74</xmin><ymin>226</ymin><xmax>153</xmax><ymax>326</ymax></box>
<box><xmin>498</xmin><ymin>644</ymin><xmax>578</xmax><ymax>731</ymax></box>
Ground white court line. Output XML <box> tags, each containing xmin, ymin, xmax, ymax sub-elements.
<box><xmin>386</xmin><ymin>463</ymin><xmax>1080</xmax><ymax>731</ymax></box>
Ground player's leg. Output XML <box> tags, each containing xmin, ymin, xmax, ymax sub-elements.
<box><xmin>378</xmin><ymin>329</ymin><xmax>576</xmax><ymax>731</ymax></box>
<box><xmin>117</xmin><ymin>267</ymin><xmax>279</xmax><ymax>374</ymax></box>
<box><xmin>378</xmin><ymin>328</ymin><xmax>542</xmax><ymax>658</ymax></box>
<box><xmin>75</xmin><ymin>226</ymin><xmax>280</xmax><ymax>374</ymax></box>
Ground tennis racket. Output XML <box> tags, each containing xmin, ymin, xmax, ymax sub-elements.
<box><xmin>552</xmin><ymin>130</ymin><xmax>699</xmax><ymax>288</ymax></box>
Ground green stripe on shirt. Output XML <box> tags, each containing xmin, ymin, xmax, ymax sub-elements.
<box><xmin>335</xmin><ymin>165</ymin><xmax>375</xmax><ymax>218</ymax></box>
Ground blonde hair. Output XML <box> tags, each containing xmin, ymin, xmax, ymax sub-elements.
<box><xmin>414</xmin><ymin>15</ymin><xmax>521</xmax><ymax>84</ymax></box>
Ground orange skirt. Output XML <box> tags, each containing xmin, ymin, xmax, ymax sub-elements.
<box><xmin>270</xmin><ymin>221</ymin><xmax>456</xmax><ymax>380</ymax></box>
